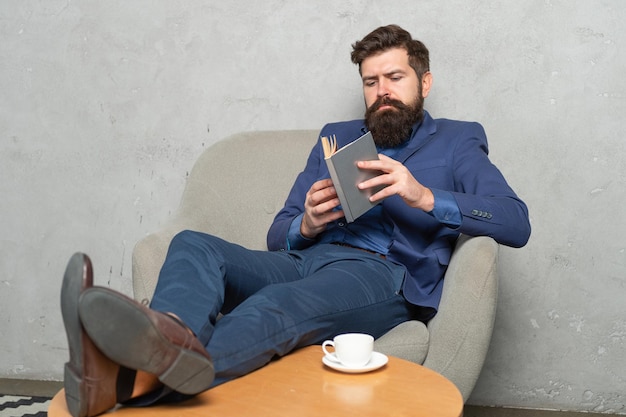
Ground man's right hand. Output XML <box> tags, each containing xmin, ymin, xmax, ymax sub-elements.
<box><xmin>300</xmin><ymin>179</ymin><xmax>345</xmax><ymax>239</ymax></box>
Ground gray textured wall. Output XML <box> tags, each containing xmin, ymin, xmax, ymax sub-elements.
<box><xmin>1</xmin><ymin>0</ymin><xmax>624</xmax><ymax>413</ymax></box>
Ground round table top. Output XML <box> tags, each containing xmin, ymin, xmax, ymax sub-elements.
<box><xmin>49</xmin><ymin>345</ymin><xmax>463</xmax><ymax>417</ymax></box>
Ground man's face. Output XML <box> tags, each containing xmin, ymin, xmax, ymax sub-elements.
<box><xmin>361</xmin><ymin>47</ymin><xmax>432</xmax><ymax>147</ymax></box>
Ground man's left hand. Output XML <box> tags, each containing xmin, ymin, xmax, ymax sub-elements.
<box><xmin>357</xmin><ymin>154</ymin><xmax>435</xmax><ymax>212</ymax></box>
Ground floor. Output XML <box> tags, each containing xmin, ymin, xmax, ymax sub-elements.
<box><xmin>0</xmin><ymin>379</ymin><xmax>61</xmax><ymax>417</ymax></box>
<box><xmin>463</xmin><ymin>405</ymin><xmax>613</xmax><ymax>417</ymax></box>
<box><xmin>0</xmin><ymin>378</ymin><xmax>618</xmax><ymax>417</ymax></box>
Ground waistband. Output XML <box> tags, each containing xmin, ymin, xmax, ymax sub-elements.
<box><xmin>331</xmin><ymin>242</ymin><xmax>386</xmax><ymax>259</ymax></box>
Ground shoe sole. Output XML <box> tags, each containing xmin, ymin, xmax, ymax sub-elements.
<box><xmin>78</xmin><ymin>288</ymin><xmax>215</xmax><ymax>395</ymax></box>
<box><xmin>60</xmin><ymin>253</ymin><xmax>91</xmax><ymax>417</ymax></box>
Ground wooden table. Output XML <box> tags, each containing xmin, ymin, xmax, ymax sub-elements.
<box><xmin>49</xmin><ymin>345</ymin><xmax>463</xmax><ymax>417</ymax></box>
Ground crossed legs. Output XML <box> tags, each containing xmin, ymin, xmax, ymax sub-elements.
<box><xmin>150</xmin><ymin>231</ymin><xmax>413</xmax><ymax>386</ymax></box>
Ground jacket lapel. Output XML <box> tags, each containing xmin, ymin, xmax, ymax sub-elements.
<box><xmin>396</xmin><ymin>111</ymin><xmax>438</xmax><ymax>163</ymax></box>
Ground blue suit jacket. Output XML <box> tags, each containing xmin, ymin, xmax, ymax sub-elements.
<box><xmin>267</xmin><ymin>112</ymin><xmax>530</xmax><ymax>311</ymax></box>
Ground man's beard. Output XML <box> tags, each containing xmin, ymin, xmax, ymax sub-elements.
<box><xmin>365</xmin><ymin>95</ymin><xmax>424</xmax><ymax>148</ymax></box>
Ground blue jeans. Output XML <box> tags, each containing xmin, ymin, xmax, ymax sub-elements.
<box><xmin>150</xmin><ymin>230</ymin><xmax>423</xmax><ymax>388</ymax></box>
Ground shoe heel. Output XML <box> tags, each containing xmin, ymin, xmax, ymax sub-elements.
<box><xmin>159</xmin><ymin>351</ymin><xmax>215</xmax><ymax>395</ymax></box>
<box><xmin>64</xmin><ymin>363</ymin><xmax>87</xmax><ymax>417</ymax></box>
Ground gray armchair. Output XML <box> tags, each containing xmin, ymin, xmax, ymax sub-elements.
<box><xmin>132</xmin><ymin>130</ymin><xmax>499</xmax><ymax>401</ymax></box>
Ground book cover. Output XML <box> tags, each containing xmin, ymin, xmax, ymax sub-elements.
<box><xmin>321</xmin><ymin>131</ymin><xmax>385</xmax><ymax>222</ymax></box>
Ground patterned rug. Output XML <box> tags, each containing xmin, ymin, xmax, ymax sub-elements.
<box><xmin>0</xmin><ymin>395</ymin><xmax>50</xmax><ymax>417</ymax></box>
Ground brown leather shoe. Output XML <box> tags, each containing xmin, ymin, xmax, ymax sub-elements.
<box><xmin>61</xmin><ymin>253</ymin><xmax>135</xmax><ymax>417</ymax></box>
<box><xmin>78</xmin><ymin>287</ymin><xmax>215</xmax><ymax>395</ymax></box>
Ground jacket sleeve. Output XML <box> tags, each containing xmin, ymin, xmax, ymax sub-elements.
<box><xmin>445</xmin><ymin>123</ymin><xmax>531</xmax><ymax>247</ymax></box>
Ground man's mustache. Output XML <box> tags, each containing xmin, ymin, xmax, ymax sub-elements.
<box><xmin>368</xmin><ymin>96</ymin><xmax>409</xmax><ymax>112</ymax></box>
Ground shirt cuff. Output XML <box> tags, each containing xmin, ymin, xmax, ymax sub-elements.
<box><xmin>428</xmin><ymin>189</ymin><xmax>462</xmax><ymax>228</ymax></box>
<box><xmin>286</xmin><ymin>213</ymin><xmax>317</xmax><ymax>250</ymax></box>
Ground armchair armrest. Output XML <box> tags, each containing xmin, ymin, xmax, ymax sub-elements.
<box><xmin>423</xmin><ymin>235</ymin><xmax>499</xmax><ymax>401</ymax></box>
<box><xmin>132</xmin><ymin>221</ymin><xmax>189</xmax><ymax>304</ymax></box>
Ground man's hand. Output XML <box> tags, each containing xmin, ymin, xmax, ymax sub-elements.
<box><xmin>357</xmin><ymin>154</ymin><xmax>435</xmax><ymax>212</ymax></box>
<box><xmin>300</xmin><ymin>179</ymin><xmax>345</xmax><ymax>239</ymax></box>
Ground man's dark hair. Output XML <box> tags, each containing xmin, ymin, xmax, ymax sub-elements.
<box><xmin>351</xmin><ymin>24</ymin><xmax>430</xmax><ymax>79</ymax></box>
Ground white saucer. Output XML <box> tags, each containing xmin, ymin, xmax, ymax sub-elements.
<box><xmin>322</xmin><ymin>351</ymin><xmax>388</xmax><ymax>373</ymax></box>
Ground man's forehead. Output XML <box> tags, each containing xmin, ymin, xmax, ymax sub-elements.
<box><xmin>360</xmin><ymin>48</ymin><xmax>411</xmax><ymax>75</ymax></box>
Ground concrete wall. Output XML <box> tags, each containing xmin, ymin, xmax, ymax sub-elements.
<box><xmin>1</xmin><ymin>0</ymin><xmax>624</xmax><ymax>413</ymax></box>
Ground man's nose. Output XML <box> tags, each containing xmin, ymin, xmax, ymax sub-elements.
<box><xmin>377</xmin><ymin>80</ymin><xmax>390</xmax><ymax>97</ymax></box>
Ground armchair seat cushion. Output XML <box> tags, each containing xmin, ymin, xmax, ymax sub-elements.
<box><xmin>374</xmin><ymin>320</ymin><xmax>429</xmax><ymax>364</ymax></box>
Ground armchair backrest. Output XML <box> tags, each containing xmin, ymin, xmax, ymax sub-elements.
<box><xmin>178</xmin><ymin>130</ymin><xmax>318</xmax><ymax>249</ymax></box>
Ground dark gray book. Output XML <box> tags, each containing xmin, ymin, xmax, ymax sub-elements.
<box><xmin>322</xmin><ymin>131</ymin><xmax>385</xmax><ymax>222</ymax></box>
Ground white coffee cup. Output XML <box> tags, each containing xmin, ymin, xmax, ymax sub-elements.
<box><xmin>322</xmin><ymin>333</ymin><xmax>374</xmax><ymax>368</ymax></box>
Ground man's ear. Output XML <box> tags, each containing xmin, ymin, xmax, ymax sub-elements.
<box><xmin>421</xmin><ymin>72</ymin><xmax>433</xmax><ymax>98</ymax></box>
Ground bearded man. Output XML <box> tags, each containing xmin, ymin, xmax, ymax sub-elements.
<box><xmin>61</xmin><ymin>24</ymin><xmax>531</xmax><ymax>416</ymax></box>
